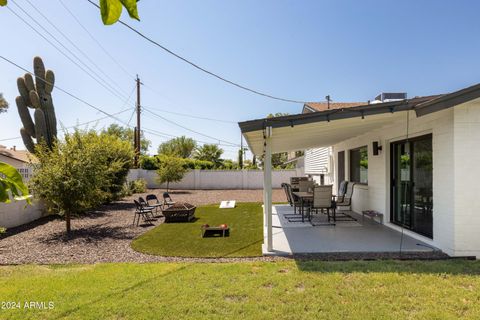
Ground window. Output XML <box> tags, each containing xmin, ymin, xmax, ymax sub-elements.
<box><xmin>350</xmin><ymin>146</ymin><xmax>368</xmax><ymax>184</ymax></box>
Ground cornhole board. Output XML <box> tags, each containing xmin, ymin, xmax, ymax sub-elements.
<box><xmin>219</xmin><ymin>200</ymin><xmax>236</xmax><ymax>209</ymax></box>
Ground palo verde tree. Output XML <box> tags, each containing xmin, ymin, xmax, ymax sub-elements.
<box><xmin>103</xmin><ymin>123</ymin><xmax>150</xmax><ymax>155</ymax></box>
<box><xmin>0</xmin><ymin>93</ymin><xmax>8</xmax><ymax>113</ymax></box>
<box><xmin>155</xmin><ymin>155</ymin><xmax>188</xmax><ymax>191</ymax></box>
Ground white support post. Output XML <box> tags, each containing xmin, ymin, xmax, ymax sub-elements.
<box><xmin>264</xmin><ymin>127</ymin><xmax>273</xmax><ymax>252</ymax></box>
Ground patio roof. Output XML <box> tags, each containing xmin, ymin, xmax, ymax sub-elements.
<box><xmin>239</xmin><ymin>83</ymin><xmax>480</xmax><ymax>155</ymax></box>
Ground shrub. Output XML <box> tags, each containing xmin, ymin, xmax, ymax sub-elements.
<box><xmin>130</xmin><ymin>179</ymin><xmax>147</xmax><ymax>194</ymax></box>
<box><xmin>139</xmin><ymin>155</ymin><xmax>158</xmax><ymax>170</ymax></box>
<box><xmin>30</xmin><ymin>130</ymin><xmax>133</xmax><ymax>233</ymax></box>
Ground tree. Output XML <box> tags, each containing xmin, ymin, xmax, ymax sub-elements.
<box><xmin>0</xmin><ymin>93</ymin><xmax>8</xmax><ymax>113</ymax></box>
<box><xmin>193</xmin><ymin>144</ymin><xmax>224</xmax><ymax>168</ymax></box>
<box><xmin>156</xmin><ymin>156</ymin><xmax>188</xmax><ymax>191</ymax></box>
<box><xmin>0</xmin><ymin>0</ymin><xmax>140</xmax><ymax>26</ymax></box>
<box><xmin>30</xmin><ymin>130</ymin><xmax>133</xmax><ymax>233</ymax></box>
<box><xmin>238</xmin><ymin>149</ymin><xmax>243</xmax><ymax>169</ymax></box>
<box><xmin>157</xmin><ymin>136</ymin><xmax>196</xmax><ymax>158</ymax></box>
<box><xmin>103</xmin><ymin>124</ymin><xmax>150</xmax><ymax>154</ymax></box>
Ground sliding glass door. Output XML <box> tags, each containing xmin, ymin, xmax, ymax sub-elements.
<box><xmin>391</xmin><ymin>134</ymin><xmax>433</xmax><ymax>238</ymax></box>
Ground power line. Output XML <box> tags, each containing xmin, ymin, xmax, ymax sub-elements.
<box><xmin>0</xmin><ymin>108</ymin><xmax>133</xmax><ymax>142</ymax></box>
<box><xmin>0</xmin><ymin>56</ymin><xmax>242</xmax><ymax>150</ymax></box>
<box><xmin>142</xmin><ymin>107</ymin><xmax>240</xmax><ymax>146</ymax></box>
<box><xmin>85</xmin><ymin>0</ymin><xmax>308</xmax><ymax>104</ymax></box>
<box><xmin>23</xmin><ymin>0</ymin><xmax>130</xmax><ymax>97</ymax></box>
<box><xmin>142</xmin><ymin>105</ymin><xmax>236</xmax><ymax>124</ymax></box>
<box><xmin>7</xmin><ymin>3</ymin><xmax>130</xmax><ymax>102</ymax></box>
<box><xmin>58</xmin><ymin>0</ymin><xmax>134</xmax><ymax>80</ymax></box>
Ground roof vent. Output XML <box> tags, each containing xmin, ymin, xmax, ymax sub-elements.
<box><xmin>372</xmin><ymin>92</ymin><xmax>407</xmax><ymax>104</ymax></box>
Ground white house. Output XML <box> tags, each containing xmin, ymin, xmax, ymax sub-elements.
<box><xmin>239</xmin><ymin>83</ymin><xmax>480</xmax><ymax>258</ymax></box>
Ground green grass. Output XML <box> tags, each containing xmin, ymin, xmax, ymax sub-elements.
<box><xmin>131</xmin><ymin>203</ymin><xmax>263</xmax><ymax>257</ymax></box>
<box><xmin>1</xmin><ymin>260</ymin><xmax>480</xmax><ymax>319</ymax></box>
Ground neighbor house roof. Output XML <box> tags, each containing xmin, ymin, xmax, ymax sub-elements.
<box><xmin>303</xmin><ymin>102</ymin><xmax>365</xmax><ymax>113</ymax></box>
<box><xmin>0</xmin><ymin>145</ymin><xmax>35</xmax><ymax>163</ymax></box>
<box><xmin>239</xmin><ymin>83</ymin><xmax>480</xmax><ymax>155</ymax></box>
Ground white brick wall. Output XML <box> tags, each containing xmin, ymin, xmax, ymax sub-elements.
<box><xmin>331</xmin><ymin>108</ymin><xmax>459</xmax><ymax>255</ymax></box>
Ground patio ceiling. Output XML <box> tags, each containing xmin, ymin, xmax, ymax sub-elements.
<box><xmin>241</xmin><ymin>111</ymin><xmax>407</xmax><ymax>155</ymax></box>
<box><xmin>238</xmin><ymin>82</ymin><xmax>480</xmax><ymax>155</ymax></box>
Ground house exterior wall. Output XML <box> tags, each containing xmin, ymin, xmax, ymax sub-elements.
<box><xmin>304</xmin><ymin>147</ymin><xmax>333</xmax><ymax>185</ymax></box>
<box><xmin>0</xmin><ymin>155</ymin><xmax>26</xmax><ymax>168</ymax></box>
<box><xmin>332</xmin><ymin>108</ymin><xmax>458</xmax><ymax>256</ymax></box>
<box><xmin>453</xmin><ymin>100</ymin><xmax>480</xmax><ymax>257</ymax></box>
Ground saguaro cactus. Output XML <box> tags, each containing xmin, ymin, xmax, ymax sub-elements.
<box><xmin>16</xmin><ymin>56</ymin><xmax>57</xmax><ymax>154</ymax></box>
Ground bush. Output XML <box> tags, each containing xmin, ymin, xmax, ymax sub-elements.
<box><xmin>129</xmin><ymin>179</ymin><xmax>147</xmax><ymax>194</ymax></box>
<box><xmin>139</xmin><ymin>155</ymin><xmax>158</xmax><ymax>170</ymax></box>
<box><xmin>30</xmin><ymin>130</ymin><xmax>134</xmax><ymax>233</ymax></box>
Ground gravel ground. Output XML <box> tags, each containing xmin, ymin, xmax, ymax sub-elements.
<box><xmin>0</xmin><ymin>189</ymin><xmax>286</xmax><ymax>265</ymax></box>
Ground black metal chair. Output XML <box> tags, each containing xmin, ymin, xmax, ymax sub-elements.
<box><xmin>145</xmin><ymin>194</ymin><xmax>163</xmax><ymax>215</ymax></box>
<box><xmin>335</xmin><ymin>182</ymin><xmax>357</xmax><ymax>221</ymax></box>
<box><xmin>138</xmin><ymin>197</ymin><xmax>157</xmax><ymax>220</ymax></box>
<box><xmin>162</xmin><ymin>192</ymin><xmax>175</xmax><ymax>209</ymax></box>
<box><xmin>133</xmin><ymin>199</ymin><xmax>154</xmax><ymax>226</ymax></box>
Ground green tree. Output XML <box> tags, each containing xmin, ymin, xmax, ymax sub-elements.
<box><xmin>238</xmin><ymin>149</ymin><xmax>243</xmax><ymax>169</ymax></box>
<box><xmin>0</xmin><ymin>0</ymin><xmax>139</xmax><ymax>25</ymax></box>
<box><xmin>30</xmin><ymin>130</ymin><xmax>133</xmax><ymax>233</ymax></box>
<box><xmin>156</xmin><ymin>156</ymin><xmax>188</xmax><ymax>191</ymax></box>
<box><xmin>157</xmin><ymin>136</ymin><xmax>196</xmax><ymax>158</ymax></box>
<box><xmin>193</xmin><ymin>144</ymin><xmax>224</xmax><ymax>168</ymax></box>
<box><xmin>0</xmin><ymin>93</ymin><xmax>8</xmax><ymax>113</ymax></box>
<box><xmin>103</xmin><ymin>124</ymin><xmax>150</xmax><ymax>154</ymax></box>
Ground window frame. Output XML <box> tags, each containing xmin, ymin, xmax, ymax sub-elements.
<box><xmin>349</xmin><ymin>145</ymin><xmax>368</xmax><ymax>185</ymax></box>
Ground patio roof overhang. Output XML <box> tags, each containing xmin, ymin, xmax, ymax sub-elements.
<box><xmin>239</xmin><ymin>83</ymin><xmax>480</xmax><ymax>155</ymax></box>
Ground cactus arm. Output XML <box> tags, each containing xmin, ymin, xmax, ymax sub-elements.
<box><xmin>42</xmin><ymin>95</ymin><xmax>57</xmax><ymax>137</ymax></box>
<box><xmin>20</xmin><ymin>128</ymin><xmax>35</xmax><ymax>154</ymax></box>
<box><xmin>45</xmin><ymin>70</ymin><xmax>55</xmax><ymax>94</ymax></box>
<box><xmin>33</xmin><ymin>56</ymin><xmax>46</xmax><ymax>95</ymax></box>
<box><xmin>24</xmin><ymin>73</ymin><xmax>35</xmax><ymax>92</ymax></box>
<box><xmin>29</xmin><ymin>90</ymin><xmax>41</xmax><ymax>109</ymax></box>
<box><xmin>16</xmin><ymin>96</ymin><xmax>36</xmax><ymax>138</ymax></box>
<box><xmin>17</xmin><ymin>77</ymin><xmax>31</xmax><ymax>106</ymax></box>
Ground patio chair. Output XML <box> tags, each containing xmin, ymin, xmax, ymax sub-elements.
<box><xmin>310</xmin><ymin>185</ymin><xmax>336</xmax><ymax>225</ymax></box>
<box><xmin>336</xmin><ymin>181</ymin><xmax>348</xmax><ymax>202</ymax></box>
<box><xmin>138</xmin><ymin>197</ymin><xmax>157</xmax><ymax>219</ymax></box>
<box><xmin>163</xmin><ymin>192</ymin><xmax>176</xmax><ymax>209</ymax></box>
<box><xmin>281</xmin><ymin>183</ymin><xmax>293</xmax><ymax>205</ymax></box>
<box><xmin>298</xmin><ymin>180</ymin><xmax>314</xmax><ymax>192</ymax></box>
<box><xmin>145</xmin><ymin>194</ymin><xmax>163</xmax><ymax>216</ymax></box>
<box><xmin>290</xmin><ymin>176</ymin><xmax>309</xmax><ymax>191</ymax></box>
<box><xmin>335</xmin><ymin>182</ymin><xmax>357</xmax><ymax>221</ymax></box>
<box><xmin>133</xmin><ymin>199</ymin><xmax>154</xmax><ymax>226</ymax></box>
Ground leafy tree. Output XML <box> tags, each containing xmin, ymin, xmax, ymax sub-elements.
<box><xmin>238</xmin><ymin>149</ymin><xmax>243</xmax><ymax>169</ymax></box>
<box><xmin>0</xmin><ymin>93</ymin><xmax>8</xmax><ymax>113</ymax></box>
<box><xmin>0</xmin><ymin>0</ymin><xmax>139</xmax><ymax>25</ymax></box>
<box><xmin>157</xmin><ymin>136</ymin><xmax>196</xmax><ymax>158</ymax></box>
<box><xmin>30</xmin><ymin>130</ymin><xmax>133</xmax><ymax>233</ymax></box>
<box><xmin>156</xmin><ymin>156</ymin><xmax>188</xmax><ymax>191</ymax></box>
<box><xmin>193</xmin><ymin>144</ymin><xmax>224</xmax><ymax>168</ymax></box>
<box><xmin>103</xmin><ymin>124</ymin><xmax>150</xmax><ymax>154</ymax></box>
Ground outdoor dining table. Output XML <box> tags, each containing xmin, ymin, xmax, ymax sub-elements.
<box><xmin>292</xmin><ymin>191</ymin><xmax>336</xmax><ymax>223</ymax></box>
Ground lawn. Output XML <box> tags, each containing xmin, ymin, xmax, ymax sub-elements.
<box><xmin>131</xmin><ymin>203</ymin><xmax>263</xmax><ymax>257</ymax></box>
<box><xmin>1</xmin><ymin>260</ymin><xmax>480</xmax><ymax>319</ymax></box>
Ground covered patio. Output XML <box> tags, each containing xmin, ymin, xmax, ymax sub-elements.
<box><xmin>266</xmin><ymin>205</ymin><xmax>435</xmax><ymax>255</ymax></box>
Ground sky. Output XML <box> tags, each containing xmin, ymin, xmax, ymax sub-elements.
<box><xmin>1</xmin><ymin>0</ymin><xmax>480</xmax><ymax>160</ymax></box>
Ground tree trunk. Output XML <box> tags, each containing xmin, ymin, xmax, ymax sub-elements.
<box><xmin>65</xmin><ymin>211</ymin><xmax>71</xmax><ymax>233</ymax></box>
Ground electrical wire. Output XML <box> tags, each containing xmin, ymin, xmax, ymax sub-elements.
<box><xmin>23</xmin><ymin>0</ymin><xmax>130</xmax><ymax>97</ymax></box>
<box><xmin>142</xmin><ymin>105</ymin><xmax>236</xmax><ymax>124</ymax></box>
<box><xmin>58</xmin><ymin>0</ymin><xmax>135</xmax><ymax>80</ymax></box>
<box><xmin>85</xmin><ymin>0</ymin><xmax>308</xmax><ymax>104</ymax></box>
<box><xmin>7</xmin><ymin>3</ymin><xmax>130</xmax><ymax>102</ymax></box>
<box><xmin>142</xmin><ymin>107</ymin><xmax>240</xmax><ymax>146</ymax></box>
<box><xmin>0</xmin><ymin>55</ymin><xmax>242</xmax><ymax>151</ymax></box>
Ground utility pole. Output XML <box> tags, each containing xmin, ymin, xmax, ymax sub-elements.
<box><xmin>134</xmin><ymin>75</ymin><xmax>141</xmax><ymax>167</ymax></box>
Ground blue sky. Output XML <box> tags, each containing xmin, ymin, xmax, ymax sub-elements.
<box><xmin>1</xmin><ymin>0</ymin><xmax>479</xmax><ymax>159</ymax></box>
